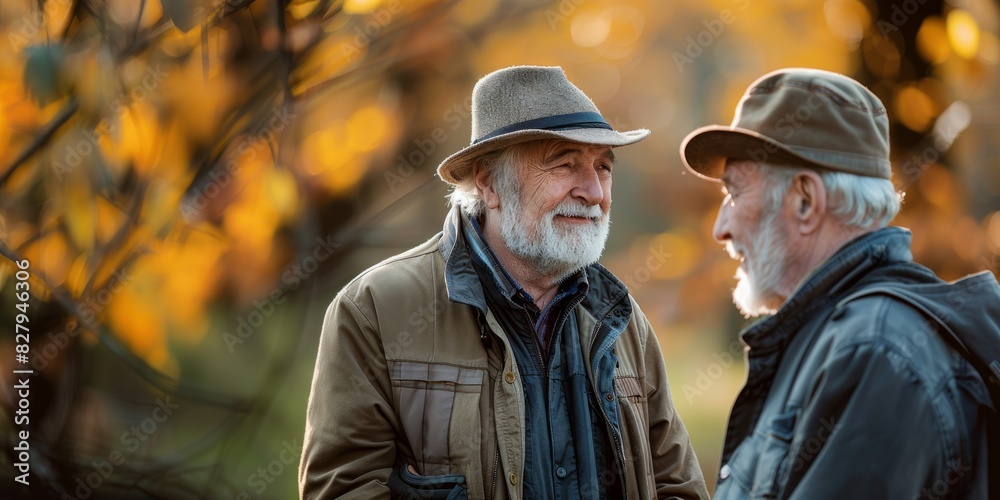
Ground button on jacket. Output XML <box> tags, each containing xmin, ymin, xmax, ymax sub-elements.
<box><xmin>299</xmin><ymin>206</ymin><xmax>708</xmax><ymax>499</ymax></box>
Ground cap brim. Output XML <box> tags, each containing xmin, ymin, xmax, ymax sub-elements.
<box><xmin>438</xmin><ymin>127</ymin><xmax>650</xmax><ymax>185</ymax></box>
<box><xmin>680</xmin><ymin>125</ymin><xmax>813</xmax><ymax>182</ymax></box>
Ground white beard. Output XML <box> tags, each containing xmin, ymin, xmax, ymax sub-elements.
<box><xmin>727</xmin><ymin>206</ymin><xmax>789</xmax><ymax>318</ymax></box>
<box><xmin>496</xmin><ymin>177</ymin><xmax>610</xmax><ymax>283</ymax></box>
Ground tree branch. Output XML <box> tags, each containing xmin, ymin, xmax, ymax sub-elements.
<box><xmin>0</xmin><ymin>97</ymin><xmax>78</xmax><ymax>188</ymax></box>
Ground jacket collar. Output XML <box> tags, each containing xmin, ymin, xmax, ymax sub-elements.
<box><xmin>440</xmin><ymin>205</ymin><xmax>489</xmax><ymax>312</ymax></box>
<box><xmin>462</xmin><ymin>210</ymin><xmax>553</xmax><ymax>307</ymax></box>
<box><xmin>740</xmin><ymin>226</ymin><xmax>916</xmax><ymax>352</ymax></box>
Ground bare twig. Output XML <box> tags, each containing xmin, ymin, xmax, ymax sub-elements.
<box><xmin>0</xmin><ymin>98</ymin><xmax>79</xmax><ymax>188</ymax></box>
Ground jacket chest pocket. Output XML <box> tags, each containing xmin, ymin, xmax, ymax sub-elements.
<box><xmin>389</xmin><ymin>361</ymin><xmax>485</xmax><ymax>479</ymax></box>
<box><xmin>720</xmin><ymin>408</ymin><xmax>799</xmax><ymax>499</ymax></box>
<box><xmin>614</xmin><ymin>376</ymin><xmax>655</xmax><ymax>498</ymax></box>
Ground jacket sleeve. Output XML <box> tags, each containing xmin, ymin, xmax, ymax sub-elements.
<box><xmin>643</xmin><ymin>316</ymin><xmax>710</xmax><ymax>499</ymax></box>
<box><xmin>781</xmin><ymin>304</ymin><xmax>959</xmax><ymax>499</ymax></box>
<box><xmin>299</xmin><ymin>291</ymin><xmax>398</xmax><ymax>499</ymax></box>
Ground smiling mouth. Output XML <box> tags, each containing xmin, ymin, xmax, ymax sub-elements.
<box><xmin>727</xmin><ymin>249</ymin><xmax>747</xmax><ymax>270</ymax></box>
<box><xmin>555</xmin><ymin>214</ymin><xmax>599</xmax><ymax>223</ymax></box>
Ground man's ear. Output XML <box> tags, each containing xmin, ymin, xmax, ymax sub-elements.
<box><xmin>474</xmin><ymin>159</ymin><xmax>501</xmax><ymax>210</ymax></box>
<box><xmin>787</xmin><ymin>170</ymin><xmax>826</xmax><ymax>234</ymax></box>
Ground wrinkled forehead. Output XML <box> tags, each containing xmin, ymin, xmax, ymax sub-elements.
<box><xmin>533</xmin><ymin>139</ymin><xmax>615</xmax><ymax>163</ymax></box>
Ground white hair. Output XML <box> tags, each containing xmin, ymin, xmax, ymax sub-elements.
<box><xmin>758</xmin><ymin>164</ymin><xmax>902</xmax><ymax>229</ymax></box>
<box><xmin>448</xmin><ymin>146</ymin><xmax>524</xmax><ymax>218</ymax></box>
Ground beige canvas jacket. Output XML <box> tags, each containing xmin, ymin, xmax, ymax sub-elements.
<box><xmin>299</xmin><ymin>211</ymin><xmax>707</xmax><ymax>499</ymax></box>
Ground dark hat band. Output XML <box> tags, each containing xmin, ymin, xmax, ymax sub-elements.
<box><xmin>473</xmin><ymin>111</ymin><xmax>612</xmax><ymax>144</ymax></box>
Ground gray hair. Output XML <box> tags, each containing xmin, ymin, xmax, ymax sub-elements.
<box><xmin>759</xmin><ymin>164</ymin><xmax>902</xmax><ymax>229</ymax></box>
<box><xmin>448</xmin><ymin>144</ymin><xmax>527</xmax><ymax>218</ymax></box>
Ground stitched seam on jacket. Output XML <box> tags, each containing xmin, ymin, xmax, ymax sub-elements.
<box><xmin>825</xmin><ymin>297</ymin><xmax>961</xmax><ymax>466</ymax></box>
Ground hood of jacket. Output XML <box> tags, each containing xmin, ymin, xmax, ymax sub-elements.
<box><xmin>839</xmin><ymin>268</ymin><xmax>1000</xmax><ymax>408</ymax></box>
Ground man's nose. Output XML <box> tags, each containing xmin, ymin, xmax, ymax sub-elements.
<box><xmin>571</xmin><ymin>166</ymin><xmax>605</xmax><ymax>206</ymax></box>
<box><xmin>713</xmin><ymin>197</ymin><xmax>733</xmax><ymax>243</ymax></box>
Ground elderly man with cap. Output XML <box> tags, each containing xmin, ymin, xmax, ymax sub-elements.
<box><xmin>300</xmin><ymin>66</ymin><xmax>708</xmax><ymax>499</ymax></box>
<box><xmin>681</xmin><ymin>67</ymin><xmax>1000</xmax><ymax>499</ymax></box>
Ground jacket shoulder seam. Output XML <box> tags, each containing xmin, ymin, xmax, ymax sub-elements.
<box><xmin>343</xmin><ymin>243</ymin><xmax>441</xmax><ymax>291</ymax></box>
<box><xmin>340</xmin><ymin>292</ymin><xmax>378</xmax><ymax>332</ymax></box>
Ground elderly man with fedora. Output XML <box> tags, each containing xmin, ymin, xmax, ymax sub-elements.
<box><xmin>300</xmin><ymin>66</ymin><xmax>708</xmax><ymax>499</ymax></box>
<box><xmin>681</xmin><ymin>67</ymin><xmax>1000</xmax><ymax>499</ymax></box>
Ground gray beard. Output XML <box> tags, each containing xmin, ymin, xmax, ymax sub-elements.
<box><xmin>495</xmin><ymin>179</ymin><xmax>610</xmax><ymax>283</ymax></box>
<box><xmin>729</xmin><ymin>206</ymin><xmax>789</xmax><ymax>318</ymax></box>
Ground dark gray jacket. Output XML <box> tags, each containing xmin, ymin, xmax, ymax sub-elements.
<box><xmin>714</xmin><ymin>227</ymin><xmax>998</xmax><ymax>499</ymax></box>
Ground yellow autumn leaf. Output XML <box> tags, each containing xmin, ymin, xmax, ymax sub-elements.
<box><xmin>346</xmin><ymin>105</ymin><xmax>391</xmax><ymax>152</ymax></box>
<box><xmin>266</xmin><ymin>167</ymin><xmax>299</xmax><ymax>220</ymax></box>
<box><xmin>64</xmin><ymin>179</ymin><xmax>96</xmax><ymax>252</ymax></box>
<box><xmin>107</xmin><ymin>287</ymin><xmax>165</xmax><ymax>359</ymax></box>
<box><xmin>95</xmin><ymin>196</ymin><xmax>127</xmax><ymax>245</ymax></box>
<box><xmin>34</xmin><ymin>231</ymin><xmax>72</xmax><ymax>287</ymax></box>
<box><xmin>64</xmin><ymin>254</ymin><xmax>89</xmax><ymax>298</ymax></box>
<box><xmin>98</xmin><ymin>101</ymin><xmax>163</xmax><ymax>176</ymax></box>
<box><xmin>344</xmin><ymin>0</ymin><xmax>384</xmax><ymax>15</ymax></box>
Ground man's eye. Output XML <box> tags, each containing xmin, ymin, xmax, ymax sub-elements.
<box><xmin>599</xmin><ymin>163</ymin><xmax>612</xmax><ymax>173</ymax></box>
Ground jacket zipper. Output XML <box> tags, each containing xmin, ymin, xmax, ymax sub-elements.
<box><xmin>541</xmin><ymin>294</ymin><xmax>587</xmax><ymax>371</ymax></box>
<box><xmin>523</xmin><ymin>309</ymin><xmax>547</xmax><ymax>374</ymax></box>
<box><xmin>479</xmin><ymin>309</ymin><xmax>503</xmax><ymax>500</ymax></box>
<box><xmin>490</xmin><ymin>446</ymin><xmax>499</xmax><ymax>499</ymax></box>
<box><xmin>598</xmin><ymin>396</ymin><xmax>628</xmax><ymax>499</ymax></box>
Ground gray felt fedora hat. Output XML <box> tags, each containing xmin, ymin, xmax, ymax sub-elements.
<box><xmin>437</xmin><ymin>65</ymin><xmax>650</xmax><ymax>185</ymax></box>
<box><xmin>681</xmin><ymin>68</ymin><xmax>892</xmax><ymax>182</ymax></box>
